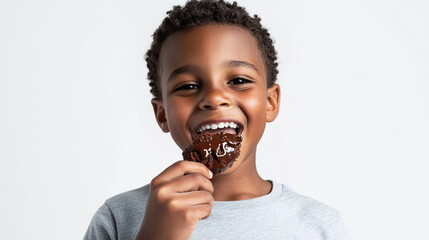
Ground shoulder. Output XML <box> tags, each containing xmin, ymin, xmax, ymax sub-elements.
<box><xmin>103</xmin><ymin>184</ymin><xmax>150</xmax><ymax>225</ymax></box>
<box><xmin>84</xmin><ymin>203</ymin><xmax>117</xmax><ymax>239</ymax></box>
<box><xmin>84</xmin><ymin>184</ymin><xmax>151</xmax><ymax>240</ymax></box>
<box><xmin>278</xmin><ymin>184</ymin><xmax>340</xmax><ymax>223</ymax></box>
<box><xmin>274</xmin><ymin>182</ymin><xmax>351</xmax><ymax>239</ymax></box>
<box><xmin>105</xmin><ymin>184</ymin><xmax>150</xmax><ymax>212</ymax></box>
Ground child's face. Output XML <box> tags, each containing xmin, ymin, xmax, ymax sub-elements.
<box><xmin>152</xmin><ymin>24</ymin><xmax>280</xmax><ymax>174</ymax></box>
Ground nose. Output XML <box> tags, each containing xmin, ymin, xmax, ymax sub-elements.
<box><xmin>198</xmin><ymin>86</ymin><xmax>232</xmax><ymax>110</ymax></box>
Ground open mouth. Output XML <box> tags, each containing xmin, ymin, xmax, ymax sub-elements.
<box><xmin>194</xmin><ymin>121</ymin><xmax>243</xmax><ymax>137</ymax></box>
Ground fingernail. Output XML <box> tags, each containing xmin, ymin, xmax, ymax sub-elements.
<box><xmin>209</xmin><ymin>170</ymin><xmax>213</xmax><ymax>179</ymax></box>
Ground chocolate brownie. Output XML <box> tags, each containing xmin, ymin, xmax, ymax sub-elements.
<box><xmin>182</xmin><ymin>132</ymin><xmax>242</xmax><ymax>176</ymax></box>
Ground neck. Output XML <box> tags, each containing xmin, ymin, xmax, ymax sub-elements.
<box><xmin>210</xmin><ymin>152</ymin><xmax>272</xmax><ymax>201</ymax></box>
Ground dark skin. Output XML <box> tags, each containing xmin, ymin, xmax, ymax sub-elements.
<box><xmin>136</xmin><ymin>24</ymin><xmax>280</xmax><ymax>240</ymax></box>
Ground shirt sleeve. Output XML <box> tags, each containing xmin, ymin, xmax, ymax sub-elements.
<box><xmin>83</xmin><ymin>203</ymin><xmax>118</xmax><ymax>240</ymax></box>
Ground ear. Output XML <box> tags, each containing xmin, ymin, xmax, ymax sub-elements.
<box><xmin>266</xmin><ymin>84</ymin><xmax>281</xmax><ymax>122</ymax></box>
<box><xmin>151</xmin><ymin>98</ymin><xmax>169</xmax><ymax>133</ymax></box>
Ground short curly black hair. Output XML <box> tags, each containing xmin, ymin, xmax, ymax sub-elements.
<box><xmin>145</xmin><ymin>0</ymin><xmax>278</xmax><ymax>98</ymax></box>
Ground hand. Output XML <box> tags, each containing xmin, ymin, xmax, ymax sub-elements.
<box><xmin>136</xmin><ymin>160</ymin><xmax>214</xmax><ymax>240</ymax></box>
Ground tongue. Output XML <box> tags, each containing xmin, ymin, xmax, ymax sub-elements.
<box><xmin>204</xmin><ymin>128</ymin><xmax>236</xmax><ymax>135</ymax></box>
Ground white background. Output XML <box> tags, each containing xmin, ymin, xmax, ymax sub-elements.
<box><xmin>1</xmin><ymin>0</ymin><xmax>428</xmax><ymax>239</ymax></box>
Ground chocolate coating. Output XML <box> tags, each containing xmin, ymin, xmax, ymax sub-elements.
<box><xmin>182</xmin><ymin>132</ymin><xmax>242</xmax><ymax>176</ymax></box>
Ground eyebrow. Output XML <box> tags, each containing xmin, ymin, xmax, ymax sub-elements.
<box><xmin>167</xmin><ymin>60</ymin><xmax>260</xmax><ymax>83</ymax></box>
<box><xmin>223</xmin><ymin>60</ymin><xmax>260</xmax><ymax>75</ymax></box>
<box><xmin>167</xmin><ymin>65</ymin><xmax>199</xmax><ymax>83</ymax></box>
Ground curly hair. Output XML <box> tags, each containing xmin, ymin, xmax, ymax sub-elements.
<box><xmin>145</xmin><ymin>0</ymin><xmax>278</xmax><ymax>98</ymax></box>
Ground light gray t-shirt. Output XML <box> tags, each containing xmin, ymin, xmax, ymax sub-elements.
<box><xmin>84</xmin><ymin>181</ymin><xmax>350</xmax><ymax>239</ymax></box>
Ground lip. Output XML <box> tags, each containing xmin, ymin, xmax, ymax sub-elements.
<box><xmin>191</xmin><ymin>118</ymin><xmax>244</xmax><ymax>138</ymax></box>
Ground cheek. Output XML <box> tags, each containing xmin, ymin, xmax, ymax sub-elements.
<box><xmin>241</xmin><ymin>90</ymin><xmax>267</xmax><ymax>135</ymax></box>
<box><xmin>166</xmin><ymin>99</ymin><xmax>193</xmax><ymax>149</ymax></box>
<box><xmin>244</xmin><ymin>90</ymin><xmax>267</xmax><ymax>116</ymax></box>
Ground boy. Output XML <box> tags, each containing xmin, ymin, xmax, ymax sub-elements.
<box><xmin>85</xmin><ymin>0</ymin><xmax>350</xmax><ymax>239</ymax></box>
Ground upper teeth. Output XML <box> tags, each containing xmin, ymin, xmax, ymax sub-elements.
<box><xmin>197</xmin><ymin>122</ymin><xmax>239</xmax><ymax>133</ymax></box>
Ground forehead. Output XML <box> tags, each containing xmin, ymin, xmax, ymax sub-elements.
<box><xmin>158</xmin><ymin>24</ymin><xmax>266</xmax><ymax>82</ymax></box>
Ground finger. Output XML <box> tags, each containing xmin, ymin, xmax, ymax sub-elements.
<box><xmin>190</xmin><ymin>203</ymin><xmax>213</xmax><ymax>220</ymax></box>
<box><xmin>154</xmin><ymin>161</ymin><xmax>213</xmax><ymax>185</ymax></box>
<box><xmin>174</xmin><ymin>190</ymin><xmax>214</xmax><ymax>207</ymax></box>
<box><xmin>166</xmin><ymin>173</ymin><xmax>214</xmax><ymax>194</ymax></box>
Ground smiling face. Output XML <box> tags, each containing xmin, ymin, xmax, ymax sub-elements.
<box><xmin>152</xmin><ymin>24</ymin><xmax>280</xmax><ymax>175</ymax></box>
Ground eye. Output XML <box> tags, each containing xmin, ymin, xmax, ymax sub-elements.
<box><xmin>173</xmin><ymin>83</ymin><xmax>199</xmax><ymax>92</ymax></box>
<box><xmin>228</xmin><ymin>77</ymin><xmax>253</xmax><ymax>85</ymax></box>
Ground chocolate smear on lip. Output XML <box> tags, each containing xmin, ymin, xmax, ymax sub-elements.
<box><xmin>182</xmin><ymin>132</ymin><xmax>242</xmax><ymax>176</ymax></box>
